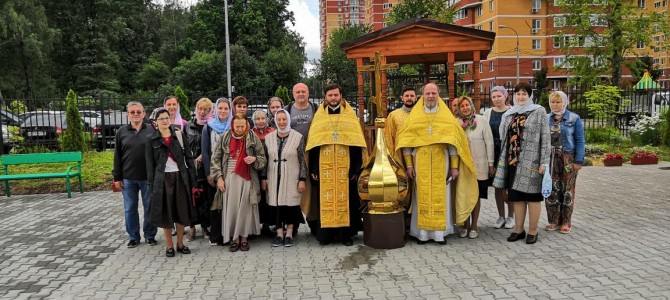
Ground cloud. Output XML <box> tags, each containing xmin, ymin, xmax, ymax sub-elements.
<box><xmin>287</xmin><ymin>0</ymin><xmax>321</xmax><ymax>73</ymax></box>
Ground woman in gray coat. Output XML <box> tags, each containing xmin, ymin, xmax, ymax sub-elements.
<box><xmin>146</xmin><ymin>108</ymin><xmax>197</xmax><ymax>257</ymax></box>
<box><xmin>494</xmin><ymin>82</ymin><xmax>550</xmax><ymax>245</ymax></box>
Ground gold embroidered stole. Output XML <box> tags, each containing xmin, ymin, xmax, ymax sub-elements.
<box><xmin>319</xmin><ymin>144</ymin><xmax>351</xmax><ymax>228</ymax></box>
<box><xmin>415</xmin><ymin>144</ymin><xmax>448</xmax><ymax>230</ymax></box>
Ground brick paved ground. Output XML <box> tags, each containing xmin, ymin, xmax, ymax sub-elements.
<box><xmin>1</xmin><ymin>163</ymin><xmax>670</xmax><ymax>299</ymax></box>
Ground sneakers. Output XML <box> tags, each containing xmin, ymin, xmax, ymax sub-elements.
<box><xmin>147</xmin><ymin>238</ymin><xmax>157</xmax><ymax>246</ymax></box>
<box><xmin>127</xmin><ymin>240</ymin><xmax>138</xmax><ymax>248</ymax></box>
<box><xmin>494</xmin><ymin>217</ymin><xmax>506</xmax><ymax>229</ymax></box>
<box><xmin>284</xmin><ymin>237</ymin><xmax>294</xmax><ymax>247</ymax></box>
<box><xmin>459</xmin><ymin>229</ymin><xmax>468</xmax><ymax>238</ymax></box>
<box><xmin>468</xmin><ymin>230</ymin><xmax>479</xmax><ymax>239</ymax></box>
<box><xmin>272</xmin><ymin>236</ymin><xmax>284</xmax><ymax>247</ymax></box>
<box><xmin>504</xmin><ymin>217</ymin><xmax>515</xmax><ymax>229</ymax></box>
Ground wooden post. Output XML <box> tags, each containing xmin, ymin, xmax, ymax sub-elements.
<box><xmin>448</xmin><ymin>52</ymin><xmax>456</xmax><ymax>100</ymax></box>
<box><xmin>423</xmin><ymin>63</ymin><xmax>431</xmax><ymax>84</ymax></box>
<box><xmin>473</xmin><ymin>51</ymin><xmax>481</xmax><ymax>113</ymax></box>
<box><xmin>356</xmin><ymin>58</ymin><xmax>365</xmax><ymax>125</ymax></box>
<box><xmin>381</xmin><ymin>56</ymin><xmax>388</xmax><ymax>114</ymax></box>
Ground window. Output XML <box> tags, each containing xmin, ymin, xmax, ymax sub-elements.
<box><xmin>532</xmin><ymin>60</ymin><xmax>541</xmax><ymax>70</ymax></box>
<box><xmin>589</xmin><ymin>15</ymin><xmax>607</xmax><ymax>26</ymax></box>
<box><xmin>455</xmin><ymin>9</ymin><xmax>468</xmax><ymax>20</ymax></box>
<box><xmin>639</xmin><ymin>0</ymin><xmax>646</xmax><ymax>8</ymax></box>
<box><xmin>554</xmin><ymin>16</ymin><xmax>566</xmax><ymax>27</ymax></box>
<box><xmin>383</xmin><ymin>3</ymin><xmax>392</xmax><ymax>9</ymax></box>
<box><xmin>490</xmin><ymin>0</ymin><xmax>494</xmax><ymax>11</ymax></box>
<box><xmin>662</xmin><ymin>58</ymin><xmax>666</xmax><ymax>64</ymax></box>
<box><xmin>532</xmin><ymin>39</ymin><xmax>541</xmax><ymax>50</ymax></box>
<box><xmin>554</xmin><ymin>56</ymin><xmax>566</xmax><ymax>66</ymax></box>
<box><xmin>479</xmin><ymin>63</ymin><xmax>483</xmax><ymax>73</ymax></box>
<box><xmin>664</xmin><ymin>0</ymin><xmax>668</xmax><ymax>6</ymax></box>
<box><xmin>532</xmin><ymin>0</ymin><xmax>541</xmax><ymax>10</ymax></box>
<box><xmin>637</xmin><ymin>41</ymin><xmax>646</xmax><ymax>49</ymax></box>
<box><xmin>552</xmin><ymin>80</ymin><xmax>561</xmax><ymax>90</ymax></box>
<box><xmin>490</xmin><ymin>21</ymin><xmax>494</xmax><ymax>31</ymax></box>
<box><xmin>532</xmin><ymin>19</ymin><xmax>541</xmax><ymax>30</ymax></box>
<box><xmin>655</xmin><ymin>1</ymin><xmax>662</xmax><ymax>8</ymax></box>
<box><xmin>654</xmin><ymin>58</ymin><xmax>660</xmax><ymax>64</ymax></box>
<box><xmin>477</xmin><ymin>25</ymin><xmax>483</xmax><ymax>30</ymax></box>
<box><xmin>506</xmin><ymin>81</ymin><xmax>513</xmax><ymax>88</ymax></box>
<box><xmin>490</xmin><ymin>61</ymin><xmax>495</xmax><ymax>72</ymax></box>
<box><xmin>477</xmin><ymin>6</ymin><xmax>482</xmax><ymax>17</ymax></box>
<box><xmin>480</xmin><ymin>83</ymin><xmax>484</xmax><ymax>93</ymax></box>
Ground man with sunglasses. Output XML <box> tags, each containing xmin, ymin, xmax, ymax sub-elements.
<box><xmin>113</xmin><ymin>102</ymin><xmax>158</xmax><ymax>248</ymax></box>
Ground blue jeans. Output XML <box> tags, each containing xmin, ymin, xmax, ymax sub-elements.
<box><xmin>122</xmin><ymin>179</ymin><xmax>156</xmax><ymax>241</ymax></box>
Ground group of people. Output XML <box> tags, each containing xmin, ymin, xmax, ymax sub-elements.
<box><xmin>112</xmin><ymin>80</ymin><xmax>585</xmax><ymax>257</ymax></box>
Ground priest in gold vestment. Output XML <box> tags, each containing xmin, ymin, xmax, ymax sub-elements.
<box><xmin>396</xmin><ymin>83</ymin><xmax>478</xmax><ymax>245</ymax></box>
<box><xmin>306</xmin><ymin>83</ymin><xmax>367</xmax><ymax>246</ymax></box>
<box><xmin>384</xmin><ymin>87</ymin><xmax>417</xmax><ymax>210</ymax></box>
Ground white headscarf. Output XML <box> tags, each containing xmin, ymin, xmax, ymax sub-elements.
<box><xmin>550</xmin><ymin>91</ymin><xmax>569</xmax><ymax>116</ymax></box>
<box><xmin>500</xmin><ymin>89</ymin><xmax>544</xmax><ymax>138</ymax></box>
<box><xmin>274</xmin><ymin>109</ymin><xmax>291</xmax><ymax>134</ymax></box>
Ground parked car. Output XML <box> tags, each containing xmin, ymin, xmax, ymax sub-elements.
<box><xmin>18</xmin><ymin>111</ymin><xmax>63</xmax><ymax>122</ymax></box>
<box><xmin>19</xmin><ymin>113</ymin><xmax>91</xmax><ymax>149</ymax></box>
<box><xmin>79</xmin><ymin>110</ymin><xmax>102</xmax><ymax>128</ymax></box>
<box><xmin>93</xmin><ymin>111</ymin><xmax>129</xmax><ymax>151</ymax></box>
<box><xmin>0</xmin><ymin>110</ymin><xmax>22</xmax><ymax>154</ymax></box>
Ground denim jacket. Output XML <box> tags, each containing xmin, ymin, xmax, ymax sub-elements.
<box><xmin>548</xmin><ymin>110</ymin><xmax>585</xmax><ymax>164</ymax></box>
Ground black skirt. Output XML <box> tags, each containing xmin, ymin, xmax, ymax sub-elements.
<box><xmin>158</xmin><ymin>172</ymin><xmax>192</xmax><ymax>227</ymax></box>
<box><xmin>478</xmin><ymin>180</ymin><xmax>489</xmax><ymax>200</ymax></box>
<box><xmin>267</xmin><ymin>205</ymin><xmax>305</xmax><ymax>227</ymax></box>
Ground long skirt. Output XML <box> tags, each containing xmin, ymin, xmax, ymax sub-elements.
<box><xmin>268</xmin><ymin>205</ymin><xmax>305</xmax><ymax>228</ymax></box>
<box><xmin>157</xmin><ymin>172</ymin><xmax>191</xmax><ymax>228</ymax></box>
<box><xmin>222</xmin><ymin>173</ymin><xmax>260</xmax><ymax>243</ymax></box>
<box><xmin>545</xmin><ymin>151</ymin><xmax>578</xmax><ymax>225</ymax></box>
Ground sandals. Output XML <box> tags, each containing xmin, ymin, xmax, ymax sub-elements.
<box><xmin>229</xmin><ymin>242</ymin><xmax>240</xmax><ymax>252</ymax></box>
<box><xmin>545</xmin><ymin>224</ymin><xmax>559</xmax><ymax>231</ymax></box>
<box><xmin>240</xmin><ymin>241</ymin><xmax>250</xmax><ymax>252</ymax></box>
<box><xmin>559</xmin><ymin>224</ymin><xmax>572</xmax><ymax>234</ymax></box>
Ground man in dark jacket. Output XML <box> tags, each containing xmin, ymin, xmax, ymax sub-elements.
<box><xmin>112</xmin><ymin>101</ymin><xmax>157</xmax><ymax>248</ymax></box>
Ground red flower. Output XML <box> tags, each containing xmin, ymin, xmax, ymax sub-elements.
<box><xmin>604</xmin><ymin>153</ymin><xmax>624</xmax><ymax>160</ymax></box>
<box><xmin>632</xmin><ymin>152</ymin><xmax>658</xmax><ymax>159</ymax></box>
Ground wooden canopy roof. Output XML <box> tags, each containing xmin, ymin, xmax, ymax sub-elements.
<box><xmin>341</xmin><ymin>18</ymin><xmax>496</xmax><ymax>64</ymax></box>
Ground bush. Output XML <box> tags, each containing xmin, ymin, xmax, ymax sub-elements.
<box><xmin>60</xmin><ymin>90</ymin><xmax>87</xmax><ymax>152</ymax></box>
<box><xmin>174</xmin><ymin>86</ymin><xmax>191</xmax><ymax>121</ymax></box>
<box><xmin>585</xmin><ymin>126</ymin><xmax>621</xmax><ymax>143</ymax></box>
<box><xmin>629</xmin><ymin>114</ymin><xmax>662</xmax><ymax>146</ymax></box>
<box><xmin>275</xmin><ymin>85</ymin><xmax>291</xmax><ymax>105</ymax></box>
<box><xmin>661</xmin><ymin>108</ymin><xmax>670</xmax><ymax>147</ymax></box>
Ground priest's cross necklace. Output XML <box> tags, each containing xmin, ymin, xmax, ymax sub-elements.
<box><xmin>424</xmin><ymin>107</ymin><xmax>438</xmax><ymax>135</ymax></box>
<box><xmin>328</xmin><ymin>111</ymin><xmax>341</xmax><ymax>142</ymax></box>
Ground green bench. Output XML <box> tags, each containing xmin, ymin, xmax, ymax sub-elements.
<box><xmin>0</xmin><ymin>152</ymin><xmax>83</xmax><ymax>198</ymax></box>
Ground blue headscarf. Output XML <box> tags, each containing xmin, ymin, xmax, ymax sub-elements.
<box><xmin>208</xmin><ymin>98</ymin><xmax>232</xmax><ymax>134</ymax></box>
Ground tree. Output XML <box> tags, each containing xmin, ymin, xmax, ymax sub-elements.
<box><xmin>174</xmin><ymin>86</ymin><xmax>191</xmax><ymax>121</ymax></box>
<box><xmin>628</xmin><ymin>55</ymin><xmax>662</xmax><ymax>82</ymax></box>
<box><xmin>533</xmin><ymin>67</ymin><xmax>550</xmax><ymax>108</ymax></box>
<box><xmin>386</xmin><ymin>0</ymin><xmax>456</xmax><ymax>25</ymax></box>
<box><xmin>275</xmin><ymin>86</ymin><xmax>290</xmax><ymax>104</ymax></box>
<box><xmin>0</xmin><ymin>0</ymin><xmax>58</xmax><ymax>96</ymax></box>
<box><xmin>61</xmin><ymin>90</ymin><xmax>86</xmax><ymax>152</ymax></box>
<box><xmin>319</xmin><ymin>24</ymin><xmax>372</xmax><ymax>96</ymax></box>
<box><xmin>171</xmin><ymin>51</ymin><xmax>225</xmax><ymax>96</ymax></box>
<box><xmin>556</xmin><ymin>0</ymin><xmax>669</xmax><ymax>87</ymax></box>
<box><xmin>135</xmin><ymin>57</ymin><xmax>170</xmax><ymax>92</ymax></box>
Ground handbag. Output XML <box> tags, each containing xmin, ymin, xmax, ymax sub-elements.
<box><xmin>492</xmin><ymin>152</ymin><xmax>508</xmax><ymax>189</ymax></box>
<box><xmin>541</xmin><ymin>164</ymin><xmax>552</xmax><ymax>198</ymax></box>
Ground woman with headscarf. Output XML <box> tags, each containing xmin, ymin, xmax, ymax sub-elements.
<box><xmin>210</xmin><ymin>114</ymin><xmax>267</xmax><ymax>252</ymax></box>
<box><xmin>201</xmin><ymin>98</ymin><xmax>232</xmax><ymax>245</ymax></box>
<box><xmin>251</xmin><ymin>109</ymin><xmax>276</xmax><ymax>236</ymax></box>
<box><xmin>484</xmin><ymin>86</ymin><xmax>515</xmax><ymax>229</ymax></box>
<box><xmin>185</xmin><ymin>98</ymin><xmax>213</xmax><ymax>241</ymax></box>
<box><xmin>261</xmin><ymin>109</ymin><xmax>306</xmax><ymax>247</ymax></box>
<box><xmin>145</xmin><ymin>108</ymin><xmax>197</xmax><ymax>257</ymax></box>
<box><xmin>164</xmin><ymin>96</ymin><xmax>188</xmax><ymax>130</ymax></box>
<box><xmin>493</xmin><ymin>82</ymin><xmax>550</xmax><ymax>245</ymax></box>
<box><xmin>545</xmin><ymin>91</ymin><xmax>584</xmax><ymax>234</ymax></box>
<box><xmin>455</xmin><ymin>96</ymin><xmax>495</xmax><ymax>239</ymax></box>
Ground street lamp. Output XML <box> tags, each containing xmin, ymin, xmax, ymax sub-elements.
<box><xmin>498</xmin><ymin>25</ymin><xmax>520</xmax><ymax>85</ymax></box>
<box><xmin>224</xmin><ymin>0</ymin><xmax>232</xmax><ymax>98</ymax></box>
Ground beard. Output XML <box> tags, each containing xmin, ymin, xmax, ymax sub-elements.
<box><xmin>404</xmin><ymin>101</ymin><xmax>416</xmax><ymax>108</ymax></box>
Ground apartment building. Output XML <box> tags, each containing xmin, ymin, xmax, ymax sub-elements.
<box><xmin>450</xmin><ymin>0</ymin><xmax>670</xmax><ymax>90</ymax></box>
<box><xmin>365</xmin><ymin>0</ymin><xmax>400</xmax><ymax>31</ymax></box>
<box><xmin>320</xmin><ymin>0</ymin><xmax>367</xmax><ymax>49</ymax></box>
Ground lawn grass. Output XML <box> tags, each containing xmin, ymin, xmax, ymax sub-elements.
<box><xmin>0</xmin><ymin>150</ymin><xmax>114</xmax><ymax>196</ymax></box>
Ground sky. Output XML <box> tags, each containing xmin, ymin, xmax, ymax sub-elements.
<box><xmin>286</xmin><ymin>0</ymin><xmax>321</xmax><ymax>74</ymax></box>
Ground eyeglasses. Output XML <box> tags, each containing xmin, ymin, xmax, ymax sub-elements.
<box><xmin>157</xmin><ymin>118</ymin><xmax>170</xmax><ymax>122</ymax></box>
<box><xmin>128</xmin><ymin>111</ymin><xmax>143</xmax><ymax>115</ymax></box>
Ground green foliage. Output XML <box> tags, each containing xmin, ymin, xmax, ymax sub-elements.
<box><xmin>533</xmin><ymin>67</ymin><xmax>549</xmax><ymax>107</ymax></box>
<box><xmin>661</xmin><ymin>108</ymin><xmax>670</xmax><ymax>147</ymax></box>
<box><xmin>275</xmin><ymin>86</ymin><xmax>291</xmax><ymax>104</ymax></box>
<box><xmin>387</xmin><ymin>0</ymin><xmax>456</xmax><ymax>25</ymax></box>
<box><xmin>538</xmin><ymin>93</ymin><xmax>550</xmax><ymax>109</ymax></box>
<box><xmin>135</xmin><ymin>57</ymin><xmax>170</xmax><ymax>92</ymax></box>
<box><xmin>3</xmin><ymin>100</ymin><xmax>29</xmax><ymax>115</ymax></box>
<box><xmin>630</xmin><ymin>114</ymin><xmax>662</xmax><ymax>146</ymax></box>
<box><xmin>174</xmin><ymin>86</ymin><xmax>191</xmax><ymax>121</ymax></box>
<box><xmin>584</xmin><ymin>85</ymin><xmax>623</xmax><ymax>122</ymax></box>
<box><xmin>628</xmin><ymin>56</ymin><xmax>663</xmax><ymax>82</ymax></box>
<box><xmin>319</xmin><ymin>24</ymin><xmax>372</xmax><ymax>95</ymax></box>
<box><xmin>556</xmin><ymin>0</ymin><xmax>670</xmax><ymax>87</ymax></box>
<box><xmin>585</xmin><ymin>126</ymin><xmax>621</xmax><ymax>144</ymax></box>
<box><xmin>172</xmin><ymin>51</ymin><xmax>225</xmax><ymax>96</ymax></box>
<box><xmin>60</xmin><ymin>90</ymin><xmax>87</xmax><ymax>152</ymax></box>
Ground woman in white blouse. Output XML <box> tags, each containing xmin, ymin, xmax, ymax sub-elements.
<box><xmin>456</xmin><ymin>96</ymin><xmax>495</xmax><ymax>239</ymax></box>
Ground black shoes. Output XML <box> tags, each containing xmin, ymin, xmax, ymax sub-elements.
<box><xmin>417</xmin><ymin>239</ymin><xmax>428</xmax><ymax>245</ymax></box>
<box><xmin>147</xmin><ymin>239</ymin><xmax>157</xmax><ymax>246</ymax></box>
<box><xmin>436</xmin><ymin>240</ymin><xmax>447</xmax><ymax>245</ymax></box>
<box><xmin>526</xmin><ymin>233</ymin><xmax>538</xmax><ymax>244</ymax></box>
<box><xmin>127</xmin><ymin>240</ymin><xmax>138</xmax><ymax>248</ymax></box>
<box><xmin>272</xmin><ymin>236</ymin><xmax>284</xmax><ymax>247</ymax></box>
<box><xmin>507</xmin><ymin>231</ymin><xmax>527</xmax><ymax>242</ymax></box>
<box><xmin>284</xmin><ymin>237</ymin><xmax>294</xmax><ymax>247</ymax></box>
<box><xmin>176</xmin><ymin>245</ymin><xmax>191</xmax><ymax>254</ymax></box>
<box><xmin>166</xmin><ymin>248</ymin><xmax>175</xmax><ymax>257</ymax></box>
